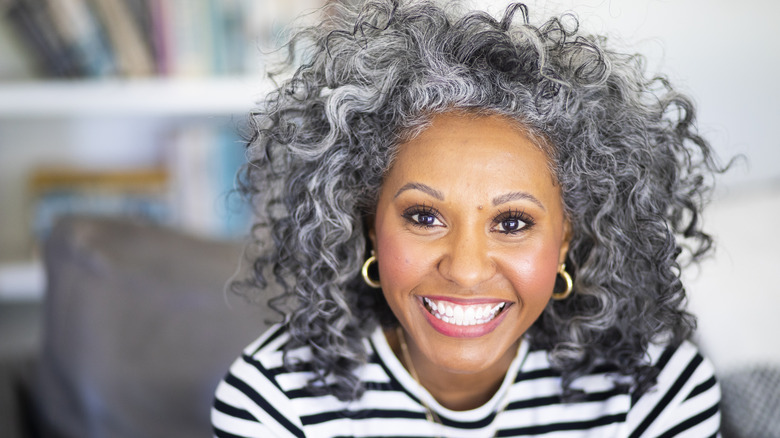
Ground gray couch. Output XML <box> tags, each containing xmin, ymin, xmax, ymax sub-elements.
<box><xmin>1</xmin><ymin>216</ymin><xmax>273</xmax><ymax>438</ymax></box>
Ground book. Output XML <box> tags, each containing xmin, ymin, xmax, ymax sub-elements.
<box><xmin>28</xmin><ymin>167</ymin><xmax>171</xmax><ymax>242</ymax></box>
<box><xmin>89</xmin><ymin>0</ymin><xmax>155</xmax><ymax>77</ymax></box>
<box><xmin>3</xmin><ymin>0</ymin><xmax>82</xmax><ymax>77</ymax></box>
<box><xmin>166</xmin><ymin>124</ymin><xmax>250</xmax><ymax>238</ymax></box>
<box><xmin>44</xmin><ymin>0</ymin><xmax>116</xmax><ymax>76</ymax></box>
<box><xmin>0</xmin><ymin>0</ymin><xmax>37</xmax><ymax>79</ymax></box>
<box><xmin>209</xmin><ymin>0</ymin><xmax>247</xmax><ymax>75</ymax></box>
<box><xmin>147</xmin><ymin>0</ymin><xmax>171</xmax><ymax>75</ymax></box>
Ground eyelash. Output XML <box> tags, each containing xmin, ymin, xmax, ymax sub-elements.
<box><xmin>401</xmin><ymin>204</ymin><xmax>442</xmax><ymax>229</ymax></box>
<box><xmin>400</xmin><ymin>205</ymin><xmax>536</xmax><ymax>234</ymax></box>
<box><xmin>493</xmin><ymin>209</ymin><xmax>535</xmax><ymax>234</ymax></box>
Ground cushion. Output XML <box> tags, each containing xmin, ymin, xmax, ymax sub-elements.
<box><xmin>721</xmin><ymin>365</ymin><xmax>780</xmax><ymax>438</ymax></box>
<box><xmin>36</xmin><ymin>216</ymin><xmax>275</xmax><ymax>438</ymax></box>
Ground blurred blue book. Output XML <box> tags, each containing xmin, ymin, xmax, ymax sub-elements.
<box><xmin>167</xmin><ymin>124</ymin><xmax>250</xmax><ymax>238</ymax></box>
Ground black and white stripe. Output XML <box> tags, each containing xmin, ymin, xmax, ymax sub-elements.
<box><xmin>212</xmin><ymin>325</ymin><xmax>720</xmax><ymax>437</ymax></box>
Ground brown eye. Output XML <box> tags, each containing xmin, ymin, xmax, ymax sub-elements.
<box><xmin>500</xmin><ymin>218</ymin><xmax>522</xmax><ymax>232</ymax></box>
<box><xmin>402</xmin><ymin>205</ymin><xmax>444</xmax><ymax>228</ymax></box>
<box><xmin>415</xmin><ymin>213</ymin><xmax>437</xmax><ymax>226</ymax></box>
<box><xmin>493</xmin><ymin>209</ymin><xmax>535</xmax><ymax>234</ymax></box>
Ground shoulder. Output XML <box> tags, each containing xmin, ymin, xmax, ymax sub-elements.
<box><xmin>212</xmin><ymin>325</ymin><xmax>405</xmax><ymax>438</ymax></box>
<box><xmin>624</xmin><ymin>340</ymin><xmax>721</xmax><ymax>437</ymax></box>
<box><xmin>211</xmin><ymin>324</ymin><xmax>311</xmax><ymax>438</ymax></box>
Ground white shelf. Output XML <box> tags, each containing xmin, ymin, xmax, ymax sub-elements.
<box><xmin>0</xmin><ymin>76</ymin><xmax>273</xmax><ymax>118</ymax></box>
<box><xmin>0</xmin><ymin>260</ymin><xmax>45</xmax><ymax>301</ymax></box>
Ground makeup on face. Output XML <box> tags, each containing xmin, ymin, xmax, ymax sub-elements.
<box><xmin>371</xmin><ymin>112</ymin><xmax>569</xmax><ymax>381</ymax></box>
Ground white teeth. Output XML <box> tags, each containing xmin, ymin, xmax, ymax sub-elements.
<box><xmin>464</xmin><ymin>307</ymin><xmax>475</xmax><ymax>323</ymax></box>
<box><xmin>423</xmin><ymin>298</ymin><xmax>507</xmax><ymax>326</ymax></box>
<box><xmin>453</xmin><ymin>306</ymin><xmax>464</xmax><ymax>325</ymax></box>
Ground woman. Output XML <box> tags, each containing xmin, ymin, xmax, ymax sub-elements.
<box><xmin>212</xmin><ymin>1</ymin><xmax>722</xmax><ymax>436</ymax></box>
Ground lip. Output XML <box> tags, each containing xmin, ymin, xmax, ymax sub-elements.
<box><xmin>416</xmin><ymin>296</ymin><xmax>512</xmax><ymax>338</ymax></box>
<box><xmin>421</xmin><ymin>295</ymin><xmax>510</xmax><ymax>305</ymax></box>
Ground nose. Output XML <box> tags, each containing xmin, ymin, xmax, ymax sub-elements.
<box><xmin>438</xmin><ymin>227</ymin><xmax>496</xmax><ymax>288</ymax></box>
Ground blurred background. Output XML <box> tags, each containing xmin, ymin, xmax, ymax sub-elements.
<box><xmin>0</xmin><ymin>0</ymin><xmax>778</xmax><ymax>396</ymax></box>
<box><xmin>0</xmin><ymin>0</ymin><xmax>328</xmax><ymax>364</ymax></box>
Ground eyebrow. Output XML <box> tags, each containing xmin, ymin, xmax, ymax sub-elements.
<box><xmin>492</xmin><ymin>191</ymin><xmax>546</xmax><ymax>211</ymax></box>
<box><xmin>395</xmin><ymin>182</ymin><xmax>545</xmax><ymax>211</ymax></box>
<box><xmin>394</xmin><ymin>182</ymin><xmax>444</xmax><ymax>200</ymax></box>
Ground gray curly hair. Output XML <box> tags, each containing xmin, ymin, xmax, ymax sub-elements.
<box><xmin>237</xmin><ymin>0</ymin><xmax>722</xmax><ymax>401</ymax></box>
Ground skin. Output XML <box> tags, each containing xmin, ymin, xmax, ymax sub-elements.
<box><xmin>369</xmin><ymin>112</ymin><xmax>570</xmax><ymax>411</ymax></box>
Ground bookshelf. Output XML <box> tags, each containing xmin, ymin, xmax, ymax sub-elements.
<box><xmin>0</xmin><ymin>0</ymin><xmax>329</xmax><ymax>300</ymax></box>
<box><xmin>0</xmin><ymin>76</ymin><xmax>269</xmax><ymax>301</ymax></box>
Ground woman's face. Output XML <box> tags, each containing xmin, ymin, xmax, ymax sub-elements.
<box><xmin>370</xmin><ymin>112</ymin><xmax>570</xmax><ymax>375</ymax></box>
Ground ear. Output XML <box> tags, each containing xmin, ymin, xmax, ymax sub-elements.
<box><xmin>558</xmin><ymin>219</ymin><xmax>572</xmax><ymax>264</ymax></box>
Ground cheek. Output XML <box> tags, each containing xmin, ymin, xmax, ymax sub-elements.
<box><xmin>501</xmin><ymin>242</ymin><xmax>561</xmax><ymax>300</ymax></box>
<box><xmin>375</xmin><ymin>230</ymin><xmax>432</xmax><ymax>294</ymax></box>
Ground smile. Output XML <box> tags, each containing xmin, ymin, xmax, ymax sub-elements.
<box><xmin>423</xmin><ymin>297</ymin><xmax>507</xmax><ymax>326</ymax></box>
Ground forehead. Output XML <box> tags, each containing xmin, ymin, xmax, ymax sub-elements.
<box><xmin>387</xmin><ymin>113</ymin><xmax>557</xmax><ymax>194</ymax></box>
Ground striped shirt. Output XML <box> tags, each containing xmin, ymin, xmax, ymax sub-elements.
<box><xmin>212</xmin><ymin>324</ymin><xmax>720</xmax><ymax>437</ymax></box>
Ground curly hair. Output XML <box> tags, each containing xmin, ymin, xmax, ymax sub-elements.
<box><xmin>237</xmin><ymin>0</ymin><xmax>722</xmax><ymax>401</ymax></box>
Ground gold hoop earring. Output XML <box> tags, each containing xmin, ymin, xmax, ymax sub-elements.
<box><xmin>361</xmin><ymin>252</ymin><xmax>381</xmax><ymax>288</ymax></box>
<box><xmin>552</xmin><ymin>263</ymin><xmax>573</xmax><ymax>300</ymax></box>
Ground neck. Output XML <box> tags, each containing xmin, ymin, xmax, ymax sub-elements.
<box><xmin>388</xmin><ymin>326</ymin><xmax>518</xmax><ymax>411</ymax></box>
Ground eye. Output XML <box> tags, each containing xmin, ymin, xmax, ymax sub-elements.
<box><xmin>402</xmin><ymin>205</ymin><xmax>444</xmax><ymax>228</ymax></box>
<box><xmin>411</xmin><ymin>213</ymin><xmax>440</xmax><ymax>226</ymax></box>
<box><xmin>498</xmin><ymin>218</ymin><xmax>524</xmax><ymax>232</ymax></box>
<box><xmin>493</xmin><ymin>209</ymin><xmax>534</xmax><ymax>234</ymax></box>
